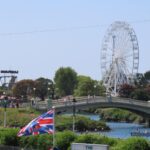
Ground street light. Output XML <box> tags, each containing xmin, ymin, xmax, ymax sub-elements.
<box><xmin>47</xmin><ymin>87</ymin><xmax>52</xmax><ymax>110</ymax></box>
<box><xmin>72</xmin><ymin>98</ymin><xmax>76</xmax><ymax>132</ymax></box>
<box><xmin>32</xmin><ymin>87</ymin><xmax>36</xmax><ymax>106</ymax></box>
<box><xmin>2</xmin><ymin>92</ymin><xmax>8</xmax><ymax>127</ymax></box>
<box><xmin>93</xmin><ymin>85</ymin><xmax>97</xmax><ymax>98</ymax></box>
<box><xmin>33</xmin><ymin>87</ymin><xmax>36</xmax><ymax>96</ymax></box>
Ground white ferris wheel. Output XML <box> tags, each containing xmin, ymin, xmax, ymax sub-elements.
<box><xmin>101</xmin><ymin>21</ymin><xmax>139</xmax><ymax>96</ymax></box>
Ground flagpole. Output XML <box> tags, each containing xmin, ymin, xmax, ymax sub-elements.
<box><xmin>52</xmin><ymin>106</ymin><xmax>55</xmax><ymax>148</ymax></box>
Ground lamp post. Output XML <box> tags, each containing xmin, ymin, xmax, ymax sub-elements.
<box><xmin>93</xmin><ymin>85</ymin><xmax>97</xmax><ymax>99</ymax></box>
<box><xmin>2</xmin><ymin>92</ymin><xmax>8</xmax><ymax>127</ymax></box>
<box><xmin>47</xmin><ymin>87</ymin><xmax>52</xmax><ymax>110</ymax></box>
<box><xmin>33</xmin><ymin>87</ymin><xmax>36</xmax><ymax>97</ymax></box>
<box><xmin>32</xmin><ymin>87</ymin><xmax>36</xmax><ymax>106</ymax></box>
<box><xmin>72</xmin><ymin>98</ymin><xmax>76</xmax><ymax>132</ymax></box>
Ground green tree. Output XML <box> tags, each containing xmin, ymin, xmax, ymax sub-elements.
<box><xmin>134</xmin><ymin>73</ymin><xmax>146</xmax><ymax>87</ymax></box>
<box><xmin>74</xmin><ymin>76</ymin><xmax>105</xmax><ymax>96</ymax></box>
<box><xmin>54</xmin><ymin>67</ymin><xmax>77</xmax><ymax>96</ymax></box>
<box><xmin>130</xmin><ymin>89</ymin><xmax>149</xmax><ymax>101</ymax></box>
<box><xmin>97</xmin><ymin>80</ymin><xmax>106</xmax><ymax>96</ymax></box>
<box><xmin>144</xmin><ymin>70</ymin><xmax>150</xmax><ymax>83</ymax></box>
<box><xmin>12</xmin><ymin>79</ymin><xmax>35</xmax><ymax>99</ymax></box>
<box><xmin>74</xmin><ymin>75</ymin><xmax>94</xmax><ymax>96</ymax></box>
<box><xmin>34</xmin><ymin>78</ymin><xmax>53</xmax><ymax>100</ymax></box>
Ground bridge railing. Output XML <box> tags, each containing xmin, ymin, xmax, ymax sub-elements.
<box><xmin>111</xmin><ymin>97</ymin><xmax>150</xmax><ymax>107</ymax></box>
<box><xmin>31</xmin><ymin>96</ymin><xmax>150</xmax><ymax>110</ymax></box>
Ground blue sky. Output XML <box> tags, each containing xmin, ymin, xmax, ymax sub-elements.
<box><xmin>0</xmin><ymin>0</ymin><xmax>149</xmax><ymax>81</ymax></box>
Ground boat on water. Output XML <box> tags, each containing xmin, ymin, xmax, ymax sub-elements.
<box><xmin>131</xmin><ymin>130</ymin><xmax>150</xmax><ymax>137</ymax></box>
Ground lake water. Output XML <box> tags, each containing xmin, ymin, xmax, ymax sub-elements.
<box><xmin>81</xmin><ymin>113</ymin><xmax>150</xmax><ymax>139</ymax></box>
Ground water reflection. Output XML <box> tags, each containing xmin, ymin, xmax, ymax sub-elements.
<box><xmin>82</xmin><ymin>113</ymin><xmax>150</xmax><ymax>139</ymax></box>
<box><xmin>64</xmin><ymin>113</ymin><xmax>150</xmax><ymax>139</ymax></box>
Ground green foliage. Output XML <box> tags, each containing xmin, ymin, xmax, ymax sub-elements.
<box><xmin>130</xmin><ymin>89</ymin><xmax>149</xmax><ymax>101</ymax></box>
<box><xmin>0</xmin><ymin>108</ymin><xmax>109</xmax><ymax>131</ymax></box>
<box><xmin>74</xmin><ymin>75</ymin><xmax>94</xmax><ymax>96</ymax></box>
<box><xmin>144</xmin><ymin>70</ymin><xmax>150</xmax><ymax>81</ymax></box>
<box><xmin>75</xmin><ymin>133</ymin><xmax>100</xmax><ymax>143</ymax></box>
<box><xmin>54</xmin><ymin>67</ymin><xmax>77</xmax><ymax>96</ymax></box>
<box><xmin>0</xmin><ymin>128</ymin><xmax>150</xmax><ymax>150</ymax></box>
<box><xmin>19</xmin><ymin>134</ymin><xmax>53</xmax><ymax>150</ymax></box>
<box><xmin>12</xmin><ymin>79</ymin><xmax>35</xmax><ymax>98</ymax></box>
<box><xmin>75</xmin><ymin>133</ymin><xmax>117</xmax><ymax>146</ymax></box>
<box><xmin>56</xmin><ymin>115</ymin><xmax>73</xmax><ymax>131</ymax></box>
<box><xmin>56</xmin><ymin>131</ymin><xmax>77</xmax><ymax>150</ymax></box>
<box><xmin>56</xmin><ymin>115</ymin><xmax>109</xmax><ymax>132</ymax></box>
<box><xmin>20</xmin><ymin>135</ymin><xmax>39</xmax><ymax>149</ymax></box>
<box><xmin>35</xmin><ymin>78</ymin><xmax>53</xmax><ymax>100</ymax></box>
<box><xmin>134</xmin><ymin>73</ymin><xmax>147</xmax><ymax>88</ymax></box>
<box><xmin>74</xmin><ymin>76</ymin><xmax>105</xmax><ymax>96</ymax></box>
<box><xmin>112</xmin><ymin>137</ymin><xmax>150</xmax><ymax>150</ymax></box>
<box><xmin>0</xmin><ymin>128</ymin><xmax>19</xmax><ymax>146</ymax></box>
<box><xmin>76</xmin><ymin>116</ymin><xmax>109</xmax><ymax>131</ymax></box>
<box><xmin>37</xmin><ymin>134</ymin><xmax>53</xmax><ymax>150</ymax></box>
<box><xmin>96</xmin><ymin>108</ymin><xmax>143</xmax><ymax>123</ymax></box>
<box><xmin>0</xmin><ymin>108</ymin><xmax>40</xmax><ymax>127</ymax></box>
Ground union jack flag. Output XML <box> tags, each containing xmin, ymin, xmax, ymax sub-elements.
<box><xmin>17</xmin><ymin>109</ymin><xmax>55</xmax><ymax>136</ymax></box>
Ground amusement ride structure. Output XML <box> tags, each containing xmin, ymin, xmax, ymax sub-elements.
<box><xmin>101</xmin><ymin>21</ymin><xmax>139</xmax><ymax>96</ymax></box>
<box><xmin>0</xmin><ymin>70</ymin><xmax>18</xmax><ymax>90</ymax></box>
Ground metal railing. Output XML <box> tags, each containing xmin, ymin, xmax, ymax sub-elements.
<box><xmin>20</xmin><ymin>96</ymin><xmax>150</xmax><ymax>110</ymax></box>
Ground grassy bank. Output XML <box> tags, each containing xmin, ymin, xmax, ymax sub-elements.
<box><xmin>95</xmin><ymin>108</ymin><xmax>144</xmax><ymax>123</ymax></box>
<box><xmin>0</xmin><ymin>108</ymin><xmax>109</xmax><ymax>132</ymax></box>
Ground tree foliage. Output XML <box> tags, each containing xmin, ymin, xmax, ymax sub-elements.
<box><xmin>144</xmin><ymin>70</ymin><xmax>150</xmax><ymax>81</ymax></box>
<box><xmin>134</xmin><ymin>73</ymin><xmax>147</xmax><ymax>87</ymax></box>
<box><xmin>34</xmin><ymin>78</ymin><xmax>53</xmax><ymax>100</ymax></box>
<box><xmin>74</xmin><ymin>75</ymin><xmax>94</xmax><ymax>96</ymax></box>
<box><xmin>114</xmin><ymin>137</ymin><xmax>150</xmax><ymax>150</ymax></box>
<box><xmin>54</xmin><ymin>67</ymin><xmax>77</xmax><ymax>96</ymax></box>
<box><xmin>12</xmin><ymin>79</ymin><xmax>35</xmax><ymax>99</ymax></box>
<box><xmin>130</xmin><ymin>89</ymin><xmax>149</xmax><ymax>101</ymax></box>
<box><xmin>119</xmin><ymin>84</ymin><xmax>135</xmax><ymax>98</ymax></box>
<box><xmin>74</xmin><ymin>75</ymin><xmax>105</xmax><ymax>96</ymax></box>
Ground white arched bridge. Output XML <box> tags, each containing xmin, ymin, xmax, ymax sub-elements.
<box><xmin>34</xmin><ymin>96</ymin><xmax>150</xmax><ymax>126</ymax></box>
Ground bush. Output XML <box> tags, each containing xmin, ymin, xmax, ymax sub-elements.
<box><xmin>56</xmin><ymin>115</ymin><xmax>109</xmax><ymax>132</ymax></box>
<box><xmin>97</xmin><ymin>108</ymin><xmax>143</xmax><ymax>123</ymax></box>
<box><xmin>75</xmin><ymin>133</ymin><xmax>117</xmax><ymax>147</ymax></box>
<box><xmin>37</xmin><ymin>134</ymin><xmax>53</xmax><ymax>150</ymax></box>
<box><xmin>131</xmin><ymin>89</ymin><xmax>149</xmax><ymax>101</ymax></box>
<box><xmin>0</xmin><ymin>128</ymin><xmax>19</xmax><ymax>146</ymax></box>
<box><xmin>113</xmin><ymin>137</ymin><xmax>150</xmax><ymax>150</ymax></box>
<box><xmin>56</xmin><ymin>131</ymin><xmax>77</xmax><ymax>150</ymax></box>
<box><xmin>19</xmin><ymin>134</ymin><xmax>53</xmax><ymax>149</ymax></box>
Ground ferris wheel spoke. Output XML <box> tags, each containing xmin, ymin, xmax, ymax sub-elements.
<box><xmin>118</xmin><ymin>33</ymin><xmax>131</xmax><ymax>54</ymax></box>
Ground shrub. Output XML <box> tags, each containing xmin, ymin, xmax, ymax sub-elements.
<box><xmin>75</xmin><ymin>133</ymin><xmax>117</xmax><ymax>147</ymax></box>
<box><xmin>0</xmin><ymin>128</ymin><xmax>19</xmax><ymax>146</ymax></box>
<box><xmin>19</xmin><ymin>135</ymin><xmax>40</xmax><ymax>149</ymax></box>
<box><xmin>56</xmin><ymin>131</ymin><xmax>77</xmax><ymax>150</ymax></box>
<box><xmin>113</xmin><ymin>137</ymin><xmax>150</xmax><ymax>150</ymax></box>
<box><xmin>37</xmin><ymin>134</ymin><xmax>53</xmax><ymax>150</ymax></box>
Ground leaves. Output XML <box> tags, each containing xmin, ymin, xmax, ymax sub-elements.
<box><xmin>54</xmin><ymin>67</ymin><xmax>77</xmax><ymax>96</ymax></box>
